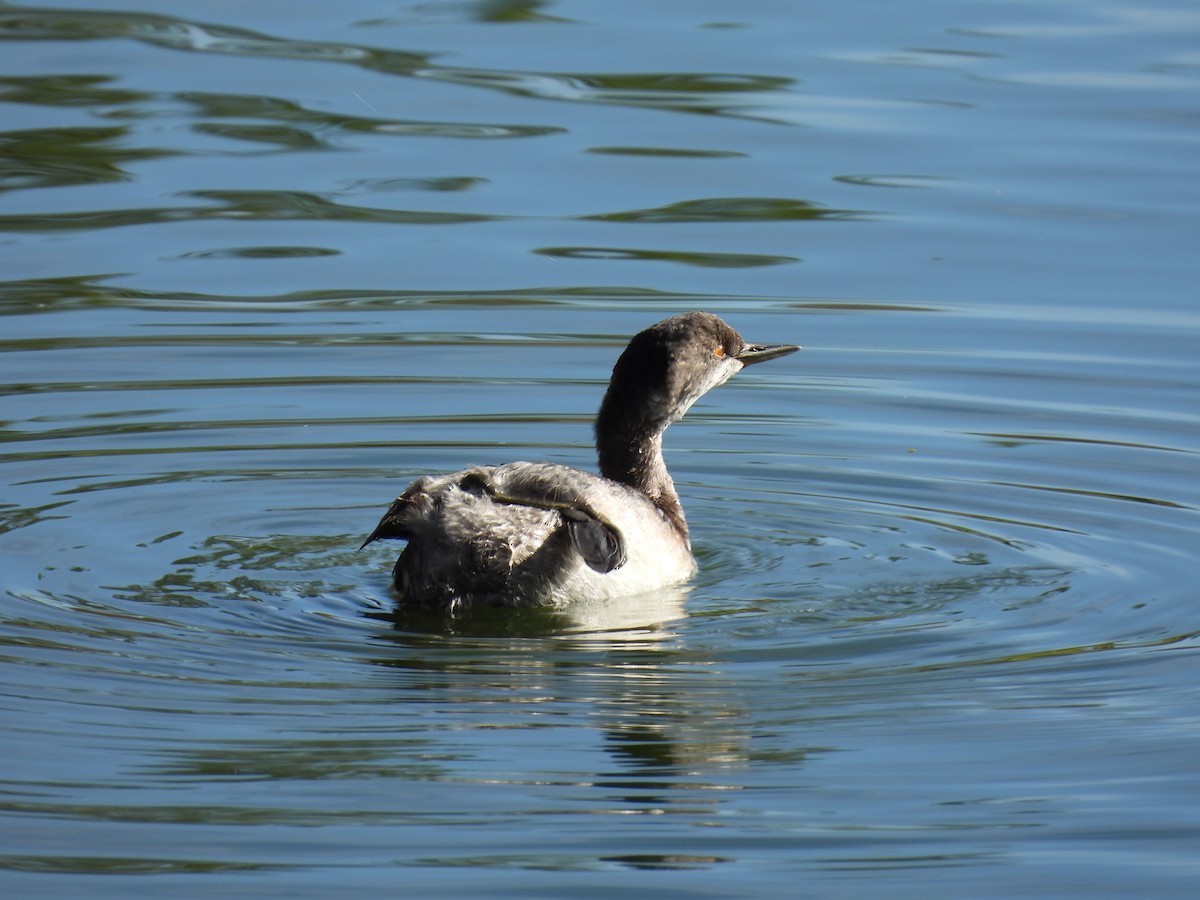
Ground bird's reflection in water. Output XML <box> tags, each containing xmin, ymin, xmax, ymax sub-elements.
<box><xmin>367</xmin><ymin>585</ymin><xmax>770</xmax><ymax>803</ymax></box>
<box><xmin>371</xmin><ymin>584</ymin><xmax>690</xmax><ymax>640</ymax></box>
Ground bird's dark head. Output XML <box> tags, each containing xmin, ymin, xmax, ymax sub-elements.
<box><xmin>599</xmin><ymin>311</ymin><xmax>800</xmax><ymax>431</ymax></box>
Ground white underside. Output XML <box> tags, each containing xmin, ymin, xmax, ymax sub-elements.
<box><xmin>481</xmin><ymin>461</ymin><xmax>697</xmax><ymax>606</ymax></box>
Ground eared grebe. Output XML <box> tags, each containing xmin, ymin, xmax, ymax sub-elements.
<box><xmin>361</xmin><ymin>312</ymin><xmax>799</xmax><ymax>612</ymax></box>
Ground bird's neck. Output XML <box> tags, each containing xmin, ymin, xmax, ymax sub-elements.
<box><xmin>595</xmin><ymin>396</ymin><xmax>688</xmax><ymax>542</ymax></box>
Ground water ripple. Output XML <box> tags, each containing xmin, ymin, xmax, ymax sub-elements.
<box><xmin>0</xmin><ymin>8</ymin><xmax>383</xmax><ymax>63</ymax></box>
<box><xmin>0</xmin><ymin>124</ymin><xmax>179</xmax><ymax>192</ymax></box>
<box><xmin>417</xmin><ymin>68</ymin><xmax>801</xmax><ymax>121</ymax></box>
<box><xmin>0</xmin><ymin>8</ymin><xmax>809</xmax><ymax>125</ymax></box>
<box><xmin>535</xmin><ymin>246</ymin><xmax>798</xmax><ymax>268</ymax></box>
<box><xmin>1</xmin><ymin>300</ymin><xmax>1194</xmax><ymax>668</ymax></box>
<box><xmin>586</xmin><ymin>197</ymin><xmax>868</xmax><ymax>224</ymax></box>
<box><xmin>0</xmin><ymin>189</ymin><xmax>501</xmax><ymax>232</ymax></box>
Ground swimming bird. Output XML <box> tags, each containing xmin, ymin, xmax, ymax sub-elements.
<box><xmin>361</xmin><ymin>311</ymin><xmax>799</xmax><ymax>612</ymax></box>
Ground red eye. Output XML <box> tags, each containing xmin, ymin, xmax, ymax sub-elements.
<box><xmin>713</xmin><ymin>346</ymin><xmax>726</xmax><ymax>358</ymax></box>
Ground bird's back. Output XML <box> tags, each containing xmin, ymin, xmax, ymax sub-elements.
<box><xmin>367</xmin><ymin>461</ymin><xmax>696</xmax><ymax>612</ymax></box>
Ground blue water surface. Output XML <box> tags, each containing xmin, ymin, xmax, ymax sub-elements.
<box><xmin>2</xmin><ymin>0</ymin><xmax>1199</xmax><ymax>895</ymax></box>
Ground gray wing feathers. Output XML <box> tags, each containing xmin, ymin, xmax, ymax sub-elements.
<box><xmin>361</xmin><ymin>463</ymin><xmax>628</xmax><ymax>607</ymax></box>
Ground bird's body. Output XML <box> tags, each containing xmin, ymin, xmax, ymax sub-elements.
<box><xmin>362</xmin><ymin>312</ymin><xmax>799</xmax><ymax>613</ymax></box>
<box><xmin>374</xmin><ymin>462</ymin><xmax>697</xmax><ymax>610</ymax></box>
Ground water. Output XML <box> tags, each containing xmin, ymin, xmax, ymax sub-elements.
<box><xmin>2</xmin><ymin>0</ymin><xmax>1199</xmax><ymax>894</ymax></box>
